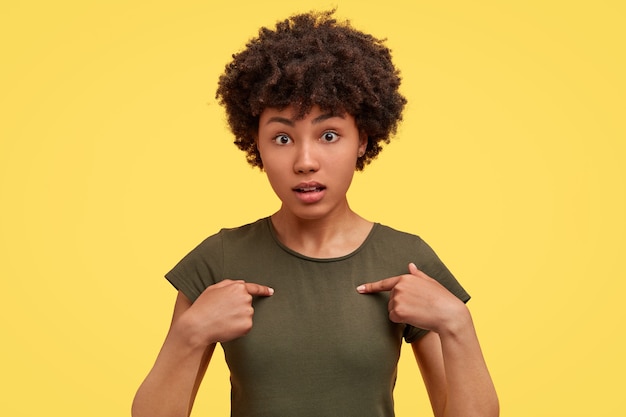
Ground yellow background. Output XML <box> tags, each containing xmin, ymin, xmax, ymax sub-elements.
<box><xmin>1</xmin><ymin>1</ymin><xmax>624</xmax><ymax>416</ymax></box>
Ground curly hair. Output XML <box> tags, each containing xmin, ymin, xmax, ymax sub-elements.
<box><xmin>216</xmin><ymin>10</ymin><xmax>407</xmax><ymax>170</ymax></box>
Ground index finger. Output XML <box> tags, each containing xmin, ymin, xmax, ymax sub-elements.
<box><xmin>356</xmin><ymin>276</ymin><xmax>401</xmax><ymax>294</ymax></box>
<box><xmin>244</xmin><ymin>282</ymin><xmax>275</xmax><ymax>297</ymax></box>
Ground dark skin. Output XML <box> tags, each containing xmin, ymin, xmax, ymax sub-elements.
<box><xmin>132</xmin><ymin>106</ymin><xmax>499</xmax><ymax>417</ymax></box>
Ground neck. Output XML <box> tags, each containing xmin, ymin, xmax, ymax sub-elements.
<box><xmin>270</xmin><ymin>205</ymin><xmax>373</xmax><ymax>258</ymax></box>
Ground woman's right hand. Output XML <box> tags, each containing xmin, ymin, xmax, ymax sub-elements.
<box><xmin>175</xmin><ymin>279</ymin><xmax>274</xmax><ymax>347</ymax></box>
<box><xmin>132</xmin><ymin>282</ymin><xmax>273</xmax><ymax>417</ymax></box>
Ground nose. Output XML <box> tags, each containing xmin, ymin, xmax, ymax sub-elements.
<box><xmin>293</xmin><ymin>141</ymin><xmax>320</xmax><ymax>174</ymax></box>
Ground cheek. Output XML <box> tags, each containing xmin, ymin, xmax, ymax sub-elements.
<box><xmin>332</xmin><ymin>152</ymin><xmax>359</xmax><ymax>171</ymax></box>
<box><xmin>262</xmin><ymin>162</ymin><xmax>290</xmax><ymax>190</ymax></box>
<box><xmin>257</xmin><ymin>148</ymin><xmax>281</xmax><ymax>171</ymax></box>
<box><xmin>331</xmin><ymin>156</ymin><xmax>358</xmax><ymax>184</ymax></box>
<box><xmin>263</xmin><ymin>153</ymin><xmax>288</xmax><ymax>171</ymax></box>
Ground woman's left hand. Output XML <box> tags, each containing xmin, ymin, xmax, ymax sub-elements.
<box><xmin>356</xmin><ymin>263</ymin><xmax>469</xmax><ymax>334</ymax></box>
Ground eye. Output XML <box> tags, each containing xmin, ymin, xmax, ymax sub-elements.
<box><xmin>321</xmin><ymin>131</ymin><xmax>339</xmax><ymax>143</ymax></box>
<box><xmin>273</xmin><ymin>134</ymin><xmax>292</xmax><ymax>145</ymax></box>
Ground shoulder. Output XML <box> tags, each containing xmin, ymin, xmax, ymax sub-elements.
<box><xmin>164</xmin><ymin>218</ymin><xmax>271</xmax><ymax>301</ymax></box>
<box><xmin>217</xmin><ymin>217</ymin><xmax>273</xmax><ymax>248</ymax></box>
<box><xmin>374</xmin><ymin>224</ymin><xmax>449</xmax><ymax>258</ymax></box>
<box><xmin>369</xmin><ymin>224</ymin><xmax>464</xmax><ymax>291</ymax></box>
<box><xmin>219</xmin><ymin>217</ymin><xmax>270</xmax><ymax>237</ymax></box>
<box><xmin>168</xmin><ymin>218</ymin><xmax>270</xmax><ymax>274</ymax></box>
<box><xmin>371</xmin><ymin>223</ymin><xmax>428</xmax><ymax>251</ymax></box>
<box><xmin>192</xmin><ymin>217</ymin><xmax>270</xmax><ymax>251</ymax></box>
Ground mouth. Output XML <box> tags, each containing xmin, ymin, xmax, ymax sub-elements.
<box><xmin>293</xmin><ymin>182</ymin><xmax>326</xmax><ymax>193</ymax></box>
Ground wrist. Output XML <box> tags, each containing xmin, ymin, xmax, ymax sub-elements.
<box><xmin>435</xmin><ymin>303</ymin><xmax>473</xmax><ymax>339</ymax></box>
<box><xmin>170</xmin><ymin>314</ymin><xmax>216</xmax><ymax>351</ymax></box>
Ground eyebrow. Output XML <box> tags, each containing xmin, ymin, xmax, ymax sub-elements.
<box><xmin>264</xmin><ymin>113</ymin><xmax>344</xmax><ymax>126</ymax></box>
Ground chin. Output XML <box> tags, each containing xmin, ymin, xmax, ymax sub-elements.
<box><xmin>287</xmin><ymin>203</ymin><xmax>347</xmax><ymax>222</ymax></box>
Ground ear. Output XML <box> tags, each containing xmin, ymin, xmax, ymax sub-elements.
<box><xmin>358</xmin><ymin>131</ymin><xmax>368</xmax><ymax>157</ymax></box>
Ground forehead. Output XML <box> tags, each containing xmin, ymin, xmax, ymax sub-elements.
<box><xmin>259</xmin><ymin>105</ymin><xmax>347</xmax><ymax>123</ymax></box>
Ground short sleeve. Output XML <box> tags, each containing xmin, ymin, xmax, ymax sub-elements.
<box><xmin>403</xmin><ymin>238</ymin><xmax>471</xmax><ymax>343</ymax></box>
<box><xmin>165</xmin><ymin>232</ymin><xmax>225</xmax><ymax>303</ymax></box>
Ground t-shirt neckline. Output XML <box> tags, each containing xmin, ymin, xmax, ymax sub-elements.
<box><xmin>264</xmin><ymin>217</ymin><xmax>380</xmax><ymax>263</ymax></box>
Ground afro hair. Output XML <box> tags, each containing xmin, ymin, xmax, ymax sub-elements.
<box><xmin>216</xmin><ymin>10</ymin><xmax>407</xmax><ymax>170</ymax></box>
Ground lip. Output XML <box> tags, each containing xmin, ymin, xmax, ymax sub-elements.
<box><xmin>292</xmin><ymin>181</ymin><xmax>326</xmax><ymax>204</ymax></box>
<box><xmin>292</xmin><ymin>181</ymin><xmax>326</xmax><ymax>192</ymax></box>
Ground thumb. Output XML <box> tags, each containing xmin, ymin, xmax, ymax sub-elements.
<box><xmin>408</xmin><ymin>262</ymin><xmax>420</xmax><ymax>276</ymax></box>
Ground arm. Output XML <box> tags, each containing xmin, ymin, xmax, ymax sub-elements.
<box><xmin>357</xmin><ymin>263</ymin><xmax>498</xmax><ymax>417</ymax></box>
<box><xmin>132</xmin><ymin>291</ymin><xmax>215</xmax><ymax>417</ymax></box>
<box><xmin>412</xmin><ymin>313</ymin><xmax>499</xmax><ymax>417</ymax></box>
<box><xmin>132</xmin><ymin>280</ymin><xmax>274</xmax><ymax>417</ymax></box>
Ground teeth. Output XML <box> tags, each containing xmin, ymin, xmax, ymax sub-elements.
<box><xmin>298</xmin><ymin>187</ymin><xmax>321</xmax><ymax>192</ymax></box>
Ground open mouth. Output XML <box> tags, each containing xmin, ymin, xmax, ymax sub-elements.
<box><xmin>292</xmin><ymin>182</ymin><xmax>326</xmax><ymax>203</ymax></box>
<box><xmin>294</xmin><ymin>186</ymin><xmax>326</xmax><ymax>193</ymax></box>
<box><xmin>293</xmin><ymin>182</ymin><xmax>326</xmax><ymax>193</ymax></box>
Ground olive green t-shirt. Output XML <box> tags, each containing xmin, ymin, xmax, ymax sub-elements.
<box><xmin>166</xmin><ymin>218</ymin><xmax>470</xmax><ymax>417</ymax></box>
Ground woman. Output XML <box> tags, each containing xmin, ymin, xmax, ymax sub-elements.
<box><xmin>132</xmin><ymin>10</ymin><xmax>498</xmax><ymax>417</ymax></box>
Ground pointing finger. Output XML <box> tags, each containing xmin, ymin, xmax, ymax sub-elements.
<box><xmin>211</xmin><ymin>279</ymin><xmax>243</xmax><ymax>289</ymax></box>
<box><xmin>356</xmin><ymin>276</ymin><xmax>401</xmax><ymax>294</ymax></box>
<box><xmin>244</xmin><ymin>282</ymin><xmax>275</xmax><ymax>297</ymax></box>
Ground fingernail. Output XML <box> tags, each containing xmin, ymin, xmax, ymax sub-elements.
<box><xmin>268</xmin><ymin>287</ymin><xmax>275</xmax><ymax>295</ymax></box>
<box><xmin>356</xmin><ymin>285</ymin><xmax>366</xmax><ymax>293</ymax></box>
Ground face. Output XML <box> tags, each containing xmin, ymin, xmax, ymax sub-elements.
<box><xmin>257</xmin><ymin>106</ymin><xmax>367</xmax><ymax>221</ymax></box>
